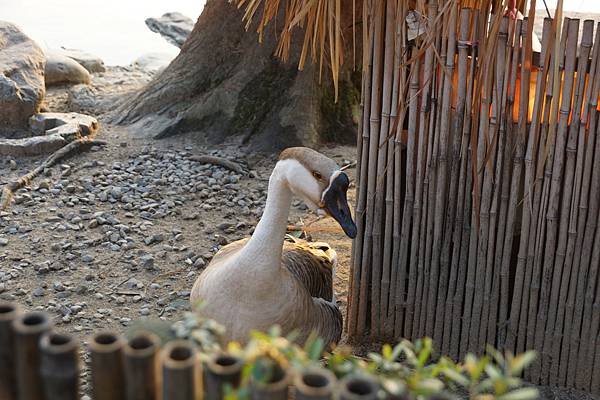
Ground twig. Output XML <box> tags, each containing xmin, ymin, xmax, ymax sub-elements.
<box><xmin>0</xmin><ymin>139</ymin><xmax>108</xmax><ymax>209</ymax></box>
<box><xmin>188</xmin><ymin>155</ymin><xmax>246</xmax><ymax>174</ymax></box>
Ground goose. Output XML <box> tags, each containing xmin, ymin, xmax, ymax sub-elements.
<box><xmin>190</xmin><ymin>147</ymin><xmax>357</xmax><ymax>346</ymax></box>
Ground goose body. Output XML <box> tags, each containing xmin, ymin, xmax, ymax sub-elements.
<box><xmin>190</xmin><ymin>147</ymin><xmax>356</xmax><ymax>346</ymax></box>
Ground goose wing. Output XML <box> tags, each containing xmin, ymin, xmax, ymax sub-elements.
<box><xmin>282</xmin><ymin>235</ymin><xmax>336</xmax><ymax>302</ymax></box>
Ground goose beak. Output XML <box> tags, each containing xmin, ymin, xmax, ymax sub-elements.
<box><xmin>321</xmin><ymin>172</ymin><xmax>357</xmax><ymax>239</ymax></box>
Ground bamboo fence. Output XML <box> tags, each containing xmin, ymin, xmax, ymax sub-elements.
<box><xmin>0</xmin><ymin>303</ymin><xmax>381</xmax><ymax>400</ymax></box>
<box><xmin>348</xmin><ymin>0</ymin><xmax>600</xmax><ymax>393</ymax></box>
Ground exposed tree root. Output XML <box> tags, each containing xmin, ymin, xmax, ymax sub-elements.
<box><xmin>188</xmin><ymin>155</ymin><xmax>246</xmax><ymax>174</ymax></box>
<box><xmin>1</xmin><ymin>139</ymin><xmax>108</xmax><ymax>209</ymax></box>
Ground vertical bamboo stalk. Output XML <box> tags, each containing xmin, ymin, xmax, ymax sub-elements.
<box><xmin>89</xmin><ymin>331</ymin><xmax>126</xmax><ymax>400</ymax></box>
<box><xmin>447</xmin><ymin>7</ymin><xmax>474</xmax><ymax>360</ymax></box>
<box><xmin>251</xmin><ymin>366</ymin><xmax>289</xmax><ymax>400</ymax></box>
<box><xmin>0</xmin><ymin>302</ymin><xmax>19</xmax><ymax>400</ymax></box>
<box><xmin>348</xmin><ymin>10</ymin><xmax>375</xmax><ymax>337</ymax></box>
<box><xmin>203</xmin><ymin>353</ymin><xmax>244</xmax><ymax>399</ymax></box>
<box><xmin>123</xmin><ymin>332</ymin><xmax>160</xmax><ymax>400</ymax></box>
<box><xmin>162</xmin><ymin>340</ymin><xmax>197</xmax><ymax>400</ymax></box>
<box><xmin>431</xmin><ymin>2</ymin><xmax>458</xmax><ymax>349</ymax></box>
<box><xmin>12</xmin><ymin>311</ymin><xmax>52</xmax><ymax>400</ymax></box>
<box><xmin>522</xmin><ymin>18</ymin><xmax>569</xmax><ymax>363</ymax></box>
<box><xmin>545</xmin><ymin>19</ymin><xmax>594</xmax><ymax>386</ymax></box>
<box><xmin>506</xmin><ymin>17</ymin><xmax>552</xmax><ymax>353</ymax></box>
<box><xmin>372</xmin><ymin>0</ymin><xmax>397</xmax><ymax>339</ymax></box>
<box><xmin>294</xmin><ymin>368</ymin><xmax>336</xmax><ymax>400</ymax></box>
<box><xmin>533</xmin><ymin>18</ymin><xmax>579</xmax><ymax>383</ymax></box>
<box><xmin>40</xmin><ymin>332</ymin><xmax>79</xmax><ymax>400</ymax></box>
<box><xmin>358</xmin><ymin>0</ymin><xmax>384</xmax><ymax>337</ymax></box>
<box><xmin>566</xmin><ymin>23</ymin><xmax>600</xmax><ymax>388</ymax></box>
<box><xmin>407</xmin><ymin>0</ymin><xmax>437</xmax><ymax>340</ymax></box>
<box><xmin>397</xmin><ymin>46</ymin><xmax>420</xmax><ymax>339</ymax></box>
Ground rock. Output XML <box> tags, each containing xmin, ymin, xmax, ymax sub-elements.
<box><xmin>29</xmin><ymin>112</ymin><xmax>98</xmax><ymax>137</ymax></box>
<box><xmin>145</xmin><ymin>12</ymin><xmax>194</xmax><ymax>48</ymax></box>
<box><xmin>0</xmin><ymin>135</ymin><xmax>67</xmax><ymax>157</ymax></box>
<box><xmin>59</xmin><ymin>48</ymin><xmax>105</xmax><ymax>73</ymax></box>
<box><xmin>0</xmin><ymin>237</ymin><xmax>7</xmax><ymax>246</ymax></box>
<box><xmin>44</xmin><ymin>50</ymin><xmax>91</xmax><ymax>86</ymax></box>
<box><xmin>9</xmin><ymin>159</ymin><xmax>17</xmax><ymax>169</ymax></box>
<box><xmin>0</xmin><ymin>21</ymin><xmax>46</xmax><ymax>134</ymax></box>
<box><xmin>132</xmin><ymin>53</ymin><xmax>173</xmax><ymax>72</ymax></box>
<box><xmin>67</xmin><ymin>84</ymin><xmax>99</xmax><ymax>113</ymax></box>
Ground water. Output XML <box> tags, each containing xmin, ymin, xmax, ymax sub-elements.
<box><xmin>0</xmin><ymin>0</ymin><xmax>205</xmax><ymax>66</ymax></box>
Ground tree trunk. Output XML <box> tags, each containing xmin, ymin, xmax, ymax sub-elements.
<box><xmin>110</xmin><ymin>0</ymin><xmax>358</xmax><ymax>152</ymax></box>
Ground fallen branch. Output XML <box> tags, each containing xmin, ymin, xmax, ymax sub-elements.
<box><xmin>1</xmin><ymin>139</ymin><xmax>107</xmax><ymax>209</ymax></box>
<box><xmin>188</xmin><ymin>155</ymin><xmax>245</xmax><ymax>174</ymax></box>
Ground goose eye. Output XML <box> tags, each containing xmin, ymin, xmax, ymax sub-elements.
<box><xmin>312</xmin><ymin>171</ymin><xmax>323</xmax><ymax>181</ymax></box>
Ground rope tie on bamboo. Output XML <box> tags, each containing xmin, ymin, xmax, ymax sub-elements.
<box><xmin>457</xmin><ymin>39</ymin><xmax>479</xmax><ymax>48</ymax></box>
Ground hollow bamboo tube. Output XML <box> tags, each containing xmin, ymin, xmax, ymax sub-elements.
<box><xmin>123</xmin><ymin>332</ymin><xmax>160</xmax><ymax>400</ymax></box>
<box><xmin>89</xmin><ymin>331</ymin><xmax>126</xmax><ymax>400</ymax></box>
<box><xmin>40</xmin><ymin>332</ymin><xmax>79</xmax><ymax>400</ymax></box>
<box><xmin>161</xmin><ymin>340</ymin><xmax>197</xmax><ymax>400</ymax></box>
<box><xmin>12</xmin><ymin>311</ymin><xmax>52</xmax><ymax>400</ymax></box>
<box><xmin>203</xmin><ymin>352</ymin><xmax>244</xmax><ymax>400</ymax></box>
<box><xmin>545</xmin><ymin>19</ymin><xmax>594</xmax><ymax>386</ymax></box>
<box><xmin>250</xmin><ymin>367</ymin><xmax>289</xmax><ymax>400</ymax></box>
<box><xmin>339</xmin><ymin>374</ymin><xmax>379</xmax><ymax>400</ymax></box>
<box><xmin>533</xmin><ymin>18</ymin><xmax>580</xmax><ymax>383</ymax></box>
<box><xmin>293</xmin><ymin>368</ymin><xmax>336</xmax><ymax>400</ymax></box>
<box><xmin>0</xmin><ymin>302</ymin><xmax>20</xmax><ymax>400</ymax></box>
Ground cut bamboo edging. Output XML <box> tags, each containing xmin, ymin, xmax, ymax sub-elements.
<box><xmin>13</xmin><ymin>311</ymin><xmax>52</xmax><ymax>400</ymax></box>
<box><xmin>39</xmin><ymin>332</ymin><xmax>79</xmax><ymax>400</ymax></box>
<box><xmin>123</xmin><ymin>331</ymin><xmax>160</xmax><ymax>400</ymax></box>
<box><xmin>89</xmin><ymin>331</ymin><xmax>126</xmax><ymax>400</ymax></box>
<box><xmin>162</xmin><ymin>340</ymin><xmax>197</xmax><ymax>400</ymax></box>
<box><xmin>293</xmin><ymin>367</ymin><xmax>336</xmax><ymax>400</ymax></box>
<box><xmin>0</xmin><ymin>302</ymin><xmax>19</xmax><ymax>400</ymax></box>
<box><xmin>203</xmin><ymin>352</ymin><xmax>244</xmax><ymax>399</ymax></box>
<box><xmin>338</xmin><ymin>374</ymin><xmax>379</xmax><ymax>400</ymax></box>
<box><xmin>250</xmin><ymin>365</ymin><xmax>290</xmax><ymax>400</ymax></box>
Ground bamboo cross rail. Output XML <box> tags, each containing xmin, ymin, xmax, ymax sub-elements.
<box><xmin>348</xmin><ymin>0</ymin><xmax>600</xmax><ymax>394</ymax></box>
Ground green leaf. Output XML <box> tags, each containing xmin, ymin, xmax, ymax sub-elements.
<box><xmin>382</xmin><ymin>344</ymin><xmax>393</xmax><ymax>359</ymax></box>
<box><xmin>306</xmin><ymin>337</ymin><xmax>325</xmax><ymax>361</ymax></box>
<box><xmin>497</xmin><ymin>388</ymin><xmax>540</xmax><ymax>400</ymax></box>
<box><xmin>509</xmin><ymin>351</ymin><xmax>536</xmax><ymax>376</ymax></box>
<box><xmin>442</xmin><ymin>368</ymin><xmax>470</xmax><ymax>387</ymax></box>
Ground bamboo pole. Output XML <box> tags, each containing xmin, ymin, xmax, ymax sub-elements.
<box><xmin>452</xmin><ymin>9</ymin><xmax>478</xmax><ymax>359</ymax></box>
<box><xmin>405</xmin><ymin>0</ymin><xmax>436</xmax><ymax>339</ymax></box>
<box><xmin>545</xmin><ymin>19</ymin><xmax>594</xmax><ymax>386</ymax></box>
<box><xmin>487</xmin><ymin>15</ymin><xmax>515</xmax><ymax>349</ymax></box>
<box><xmin>12</xmin><ymin>311</ymin><xmax>51</xmax><ymax>400</ymax></box>
<box><xmin>251</xmin><ymin>365</ymin><xmax>289</xmax><ymax>400</ymax></box>
<box><xmin>440</xmin><ymin>6</ymin><xmax>470</xmax><ymax>356</ymax></box>
<box><xmin>524</xmin><ymin>18</ymin><xmax>569</xmax><ymax>365</ymax></box>
<box><xmin>162</xmin><ymin>340</ymin><xmax>197</xmax><ymax>400</ymax></box>
<box><xmin>293</xmin><ymin>368</ymin><xmax>336</xmax><ymax>400</ymax></box>
<box><xmin>348</xmin><ymin>7</ymin><xmax>375</xmax><ymax>337</ymax></box>
<box><xmin>359</xmin><ymin>0</ymin><xmax>384</xmax><ymax>338</ymax></box>
<box><xmin>372</xmin><ymin>0</ymin><xmax>396</xmax><ymax>339</ymax></box>
<box><xmin>431</xmin><ymin>3</ymin><xmax>458</xmax><ymax>350</ymax></box>
<box><xmin>506</xmin><ymin>16</ymin><xmax>552</xmax><ymax>354</ymax></box>
<box><xmin>123</xmin><ymin>332</ymin><xmax>160</xmax><ymax>400</ymax></box>
<box><xmin>566</xmin><ymin>23</ymin><xmax>600</xmax><ymax>388</ymax></box>
<box><xmin>397</xmin><ymin>46</ymin><xmax>420</xmax><ymax>339</ymax></box>
<box><xmin>40</xmin><ymin>332</ymin><xmax>79</xmax><ymax>400</ymax></box>
<box><xmin>0</xmin><ymin>302</ymin><xmax>19</xmax><ymax>400</ymax></box>
<box><xmin>203</xmin><ymin>353</ymin><xmax>244</xmax><ymax>399</ymax></box>
<box><xmin>533</xmin><ymin>18</ymin><xmax>579</xmax><ymax>383</ymax></box>
<box><xmin>89</xmin><ymin>331</ymin><xmax>126</xmax><ymax>400</ymax></box>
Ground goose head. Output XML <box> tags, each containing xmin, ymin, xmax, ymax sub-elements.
<box><xmin>279</xmin><ymin>147</ymin><xmax>357</xmax><ymax>239</ymax></box>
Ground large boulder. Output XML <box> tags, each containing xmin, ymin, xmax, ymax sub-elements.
<box><xmin>59</xmin><ymin>48</ymin><xmax>106</xmax><ymax>73</ymax></box>
<box><xmin>132</xmin><ymin>52</ymin><xmax>173</xmax><ymax>73</ymax></box>
<box><xmin>0</xmin><ymin>135</ymin><xmax>66</xmax><ymax>156</ymax></box>
<box><xmin>29</xmin><ymin>112</ymin><xmax>99</xmax><ymax>138</ymax></box>
<box><xmin>45</xmin><ymin>50</ymin><xmax>91</xmax><ymax>86</ymax></box>
<box><xmin>0</xmin><ymin>21</ymin><xmax>46</xmax><ymax>136</ymax></box>
<box><xmin>145</xmin><ymin>12</ymin><xmax>194</xmax><ymax>48</ymax></box>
